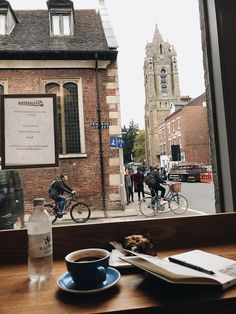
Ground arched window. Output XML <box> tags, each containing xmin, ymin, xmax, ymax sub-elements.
<box><xmin>160</xmin><ymin>44</ymin><xmax>163</xmax><ymax>55</ymax></box>
<box><xmin>63</xmin><ymin>83</ymin><xmax>80</xmax><ymax>154</ymax></box>
<box><xmin>160</xmin><ymin>69</ymin><xmax>167</xmax><ymax>94</ymax></box>
<box><xmin>45</xmin><ymin>82</ymin><xmax>81</xmax><ymax>155</ymax></box>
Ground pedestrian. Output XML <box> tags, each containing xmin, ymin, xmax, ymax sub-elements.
<box><xmin>148</xmin><ymin>164</ymin><xmax>167</xmax><ymax>205</ymax></box>
<box><xmin>124</xmin><ymin>167</ymin><xmax>134</xmax><ymax>205</ymax></box>
<box><xmin>48</xmin><ymin>173</ymin><xmax>76</xmax><ymax>215</ymax></box>
<box><xmin>133</xmin><ymin>167</ymin><xmax>145</xmax><ymax>201</ymax></box>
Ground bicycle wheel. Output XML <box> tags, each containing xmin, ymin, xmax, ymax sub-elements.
<box><xmin>44</xmin><ymin>204</ymin><xmax>58</xmax><ymax>224</ymax></box>
<box><xmin>139</xmin><ymin>197</ymin><xmax>156</xmax><ymax>217</ymax></box>
<box><xmin>70</xmin><ymin>202</ymin><xmax>91</xmax><ymax>223</ymax></box>
<box><xmin>169</xmin><ymin>194</ymin><xmax>188</xmax><ymax>214</ymax></box>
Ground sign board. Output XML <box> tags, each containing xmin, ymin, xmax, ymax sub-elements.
<box><xmin>110</xmin><ymin>137</ymin><xmax>124</xmax><ymax>148</ymax></box>
<box><xmin>1</xmin><ymin>94</ymin><xmax>58</xmax><ymax>169</ymax></box>
<box><xmin>91</xmin><ymin>122</ymin><xmax>112</xmax><ymax>129</ymax></box>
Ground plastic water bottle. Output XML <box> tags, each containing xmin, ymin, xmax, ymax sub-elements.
<box><xmin>27</xmin><ymin>198</ymin><xmax>53</xmax><ymax>281</ymax></box>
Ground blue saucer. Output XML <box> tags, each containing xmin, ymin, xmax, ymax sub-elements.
<box><xmin>57</xmin><ymin>267</ymin><xmax>121</xmax><ymax>294</ymax></box>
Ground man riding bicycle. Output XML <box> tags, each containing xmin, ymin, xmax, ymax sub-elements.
<box><xmin>147</xmin><ymin>165</ymin><xmax>167</xmax><ymax>205</ymax></box>
<box><xmin>48</xmin><ymin>173</ymin><xmax>76</xmax><ymax>215</ymax></box>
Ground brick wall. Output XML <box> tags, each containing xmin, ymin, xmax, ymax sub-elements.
<box><xmin>0</xmin><ymin>62</ymin><xmax>122</xmax><ymax>212</ymax></box>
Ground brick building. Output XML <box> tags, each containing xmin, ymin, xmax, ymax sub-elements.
<box><xmin>159</xmin><ymin>93</ymin><xmax>211</xmax><ymax>166</ymax></box>
<box><xmin>0</xmin><ymin>0</ymin><xmax>124</xmax><ymax>211</ymax></box>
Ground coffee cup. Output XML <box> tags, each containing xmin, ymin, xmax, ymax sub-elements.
<box><xmin>65</xmin><ymin>248</ymin><xmax>110</xmax><ymax>289</ymax></box>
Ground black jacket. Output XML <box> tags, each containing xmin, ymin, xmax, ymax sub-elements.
<box><xmin>148</xmin><ymin>169</ymin><xmax>165</xmax><ymax>187</ymax></box>
<box><xmin>49</xmin><ymin>179</ymin><xmax>73</xmax><ymax>196</ymax></box>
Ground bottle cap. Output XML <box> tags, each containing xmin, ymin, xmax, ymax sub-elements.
<box><xmin>33</xmin><ymin>198</ymin><xmax>45</xmax><ymax>206</ymax></box>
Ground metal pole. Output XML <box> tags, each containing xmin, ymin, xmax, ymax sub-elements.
<box><xmin>95</xmin><ymin>53</ymin><xmax>106</xmax><ymax>213</ymax></box>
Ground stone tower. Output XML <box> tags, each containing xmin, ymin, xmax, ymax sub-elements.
<box><xmin>144</xmin><ymin>25</ymin><xmax>181</xmax><ymax>166</ymax></box>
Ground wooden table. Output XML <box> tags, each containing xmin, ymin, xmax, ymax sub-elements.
<box><xmin>1</xmin><ymin>244</ymin><xmax>236</xmax><ymax>314</ymax></box>
<box><xmin>1</xmin><ymin>214</ymin><xmax>236</xmax><ymax>313</ymax></box>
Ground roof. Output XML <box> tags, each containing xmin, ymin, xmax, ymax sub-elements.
<box><xmin>186</xmin><ymin>93</ymin><xmax>206</xmax><ymax>107</ymax></box>
<box><xmin>0</xmin><ymin>9</ymin><xmax>117</xmax><ymax>60</ymax></box>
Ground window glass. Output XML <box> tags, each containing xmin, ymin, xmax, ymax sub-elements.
<box><xmin>45</xmin><ymin>83</ymin><xmax>62</xmax><ymax>153</ymax></box>
<box><xmin>45</xmin><ymin>82</ymin><xmax>80</xmax><ymax>155</ymax></box>
<box><xmin>52</xmin><ymin>15</ymin><xmax>60</xmax><ymax>36</ymax></box>
<box><xmin>63</xmin><ymin>16</ymin><xmax>70</xmax><ymax>35</ymax></box>
<box><xmin>64</xmin><ymin>83</ymin><xmax>81</xmax><ymax>153</ymax></box>
<box><xmin>0</xmin><ymin>15</ymin><xmax>6</xmax><ymax>35</ymax></box>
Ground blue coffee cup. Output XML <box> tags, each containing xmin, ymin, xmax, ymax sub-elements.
<box><xmin>65</xmin><ymin>248</ymin><xmax>110</xmax><ymax>289</ymax></box>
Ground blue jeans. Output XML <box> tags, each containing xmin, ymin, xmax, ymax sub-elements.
<box><xmin>50</xmin><ymin>194</ymin><xmax>66</xmax><ymax>213</ymax></box>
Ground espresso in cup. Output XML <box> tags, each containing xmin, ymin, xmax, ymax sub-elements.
<box><xmin>65</xmin><ymin>248</ymin><xmax>110</xmax><ymax>289</ymax></box>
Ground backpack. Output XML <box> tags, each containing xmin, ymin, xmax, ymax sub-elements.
<box><xmin>144</xmin><ymin>173</ymin><xmax>152</xmax><ymax>186</ymax></box>
<box><xmin>48</xmin><ymin>180</ymin><xmax>57</xmax><ymax>193</ymax></box>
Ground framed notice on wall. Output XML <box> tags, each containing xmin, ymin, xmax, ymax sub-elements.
<box><xmin>1</xmin><ymin>94</ymin><xmax>58</xmax><ymax>169</ymax></box>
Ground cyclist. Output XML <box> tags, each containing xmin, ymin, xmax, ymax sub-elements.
<box><xmin>48</xmin><ymin>173</ymin><xmax>76</xmax><ymax>215</ymax></box>
<box><xmin>148</xmin><ymin>165</ymin><xmax>167</xmax><ymax>205</ymax></box>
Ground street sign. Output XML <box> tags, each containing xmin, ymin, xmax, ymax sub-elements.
<box><xmin>110</xmin><ymin>137</ymin><xmax>124</xmax><ymax>148</ymax></box>
<box><xmin>90</xmin><ymin>122</ymin><xmax>112</xmax><ymax>129</ymax></box>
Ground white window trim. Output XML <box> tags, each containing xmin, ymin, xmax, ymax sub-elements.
<box><xmin>41</xmin><ymin>78</ymin><xmax>86</xmax><ymax>158</ymax></box>
<box><xmin>50</xmin><ymin>12</ymin><xmax>73</xmax><ymax>37</ymax></box>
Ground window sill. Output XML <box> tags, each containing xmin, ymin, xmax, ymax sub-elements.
<box><xmin>59</xmin><ymin>153</ymin><xmax>87</xmax><ymax>159</ymax></box>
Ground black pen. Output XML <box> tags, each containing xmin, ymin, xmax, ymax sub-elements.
<box><xmin>168</xmin><ymin>257</ymin><xmax>215</xmax><ymax>275</ymax></box>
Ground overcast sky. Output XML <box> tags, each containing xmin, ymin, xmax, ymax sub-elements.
<box><xmin>9</xmin><ymin>0</ymin><xmax>205</xmax><ymax>129</ymax></box>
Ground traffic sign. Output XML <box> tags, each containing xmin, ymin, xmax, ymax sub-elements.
<box><xmin>110</xmin><ymin>137</ymin><xmax>124</xmax><ymax>148</ymax></box>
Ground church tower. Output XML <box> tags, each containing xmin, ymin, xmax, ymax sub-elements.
<box><xmin>144</xmin><ymin>25</ymin><xmax>181</xmax><ymax>166</ymax></box>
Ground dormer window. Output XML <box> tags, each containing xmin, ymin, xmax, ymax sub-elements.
<box><xmin>0</xmin><ymin>14</ymin><xmax>6</xmax><ymax>35</ymax></box>
<box><xmin>51</xmin><ymin>14</ymin><xmax>71</xmax><ymax>36</ymax></box>
<box><xmin>47</xmin><ymin>0</ymin><xmax>74</xmax><ymax>37</ymax></box>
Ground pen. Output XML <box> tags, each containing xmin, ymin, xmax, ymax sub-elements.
<box><xmin>168</xmin><ymin>257</ymin><xmax>215</xmax><ymax>275</ymax></box>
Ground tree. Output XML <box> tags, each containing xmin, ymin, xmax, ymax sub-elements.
<box><xmin>133</xmin><ymin>129</ymin><xmax>146</xmax><ymax>162</ymax></box>
<box><xmin>122</xmin><ymin>120</ymin><xmax>139</xmax><ymax>164</ymax></box>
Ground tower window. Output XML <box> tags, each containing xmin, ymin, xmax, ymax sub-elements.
<box><xmin>160</xmin><ymin>44</ymin><xmax>163</xmax><ymax>54</ymax></box>
<box><xmin>160</xmin><ymin>69</ymin><xmax>168</xmax><ymax>94</ymax></box>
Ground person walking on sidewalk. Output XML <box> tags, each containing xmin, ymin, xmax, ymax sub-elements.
<box><xmin>124</xmin><ymin>167</ymin><xmax>134</xmax><ymax>205</ymax></box>
<box><xmin>133</xmin><ymin>167</ymin><xmax>145</xmax><ymax>201</ymax></box>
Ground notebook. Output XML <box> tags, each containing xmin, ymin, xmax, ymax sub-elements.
<box><xmin>121</xmin><ymin>249</ymin><xmax>236</xmax><ymax>290</ymax></box>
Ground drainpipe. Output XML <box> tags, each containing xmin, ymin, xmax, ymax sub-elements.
<box><xmin>95</xmin><ymin>53</ymin><xmax>106</xmax><ymax>212</ymax></box>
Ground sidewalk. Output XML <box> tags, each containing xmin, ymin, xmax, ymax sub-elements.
<box><xmin>25</xmin><ymin>199</ymin><xmax>205</xmax><ymax>225</ymax></box>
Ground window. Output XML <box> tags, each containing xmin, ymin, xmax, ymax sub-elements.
<box><xmin>0</xmin><ymin>15</ymin><xmax>6</xmax><ymax>35</ymax></box>
<box><xmin>51</xmin><ymin>15</ymin><xmax>71</xmax><ymax>36</ymax></box>
<box><xmin>160</xmin><ymin>69</ymin><xmax>167</xmax><ymax>94</ymax></box>
<box><xmin>160</xmin><ymin>44</ymin><xmax>163</xmax><ymax>54</ymax></box>
<box><xmin>45</xmin><ymin>81</ymin><xmax>82</xmax><ymax>155</ymax></box>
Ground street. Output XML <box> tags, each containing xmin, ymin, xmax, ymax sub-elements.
<box><xmin>178</xmin><ymin>182</ymin><xmax>215</xmax><ymax>214</ymax></box>
<box><xmin>49</xmin><ymin>182</ymin><xmax>216</xmax><ymax>226</ymax></box>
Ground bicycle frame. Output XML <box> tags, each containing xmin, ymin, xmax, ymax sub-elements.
<box><xmin>54</xmin><ymin>194</ymin><xmax>77</xmax><ymax>213</ymax></box>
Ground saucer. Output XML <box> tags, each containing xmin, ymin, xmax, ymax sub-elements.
<box><xmin>57</xmin><ymin>267</ymin><xmax>121</xmax><ymax>294</ymax></box>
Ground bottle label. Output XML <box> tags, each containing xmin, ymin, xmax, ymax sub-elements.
<box><xmin>28</xmin><ymin>232</ymin><xmax>52</xmax><ymax>258</ymax></box>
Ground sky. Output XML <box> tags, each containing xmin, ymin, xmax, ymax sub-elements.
<box><xmin>8</xmin><ymin>0</ymin><xmax>205</xmax><ymax>129</ymax></box>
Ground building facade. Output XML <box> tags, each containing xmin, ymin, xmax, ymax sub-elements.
<box><xmin>144</xmin><ymin>25</ymin><xmax>181</xmax><ymax>167</ymax></box>
<box><xmin>0</xmin><ymin>0</ymin><xmax>125</xmax><ymax>211</ymax></box>
<box><xmin>159</xmin><ymin>94</ymin><xmax>211</xmax><ymax>166</ymax></box>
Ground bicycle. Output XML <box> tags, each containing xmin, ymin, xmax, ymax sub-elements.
<box><xmin>44</xmin><ymin>193</ymin><xmax>91</xmax><ymax>224</ymax></box>
<box><xmin>139</xmin><ymin>182</ymin><xmax>188</xmax><ymax>217</ymax></box>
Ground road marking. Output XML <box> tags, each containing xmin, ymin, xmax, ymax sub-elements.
<box><xmin>187</xmin><ymin>208</ymin><xmax>207</xmax><ymax>215</ymax></box>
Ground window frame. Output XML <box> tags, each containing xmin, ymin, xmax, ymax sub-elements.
<box><xmin>50</xmin><ymin>13</ymin><xmax>73</xmax><ymax>36</ymax></box>
<box><xmin>42</xmin><ymin>79</ymin><xmax>86</xmax><ymax>158</ymax></box>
